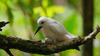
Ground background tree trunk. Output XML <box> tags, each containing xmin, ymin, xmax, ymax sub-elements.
<box><xmin>82</xmin><ymin>0</ymin><xmax>93</xmax><ymax>56</ymax></box>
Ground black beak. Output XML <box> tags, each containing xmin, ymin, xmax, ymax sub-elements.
<box><xmin>34</xmin><ymin>26</ymin><xmax>42</xmax><ymax>35</ymax></box>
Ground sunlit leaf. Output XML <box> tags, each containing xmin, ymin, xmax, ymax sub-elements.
<box><xmin>53</xmin><ymin>6</ymin><xmax>65</xmax><ymax>13</ymax></box>
<box><xmin>42</xmin><ymin>0</ymin><xmax>53</xmax><ymax>7</ymax></box>
<box><xmin>46</xmin><ymin>7</ymin><xmax>54</xmax><ymax>17</ymax></box>
<box><xmin>0</xmin><ymin>1</ymin><xmax>7</xmax><ymax>10</ymax></box>
<box><xmin>33</xmin><ymin>6</ymin><xmax>64</xmax><ymax>17</ymax></box>
<box><xmin>42</xmin><ymin>0</ymin><xmax>48</xmax><ymax>8</ymax></box>
<box><xmin>33</xmin><ymin>7</ymin><xmax>41</xmax><ymax>14</ymax></box>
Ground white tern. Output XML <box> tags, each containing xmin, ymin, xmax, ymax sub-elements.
<box><xmin>34</xmin><ymin>17</ymin><xmax>78</xmax><ymax>44</ymax></box>
<box><xmin>34</xmin><ymin>17</ymin><xmax>80</xmax><ymax>50</ymax></box>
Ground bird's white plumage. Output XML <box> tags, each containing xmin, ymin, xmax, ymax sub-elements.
<box><xmin>37</xmin><ymin>17</ymin><xmax>77</xmax><ymax>43</ymax></box>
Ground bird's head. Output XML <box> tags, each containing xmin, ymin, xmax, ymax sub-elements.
<box><xmin>37</xmin><ymin>17</ymin><xmax>48</xmax><ymax>27</ymax></box>
<box><xmin>34</xmin><ymin>17</ymin><xmax>50</xmax><ymax>35</ymax></box>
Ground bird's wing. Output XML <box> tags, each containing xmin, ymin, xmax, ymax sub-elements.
<box><xmin>49</xmin><ymin>21</ymin><xmax>76</xmax><ymax>39</ymax></box>
<box><xmin>49</xmin><ymin>21</ymin><xmax>68</xmax><ymax>35</ymax></box>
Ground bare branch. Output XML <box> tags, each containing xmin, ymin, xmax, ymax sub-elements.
<box><xmin>4</xmin><ymin>48</ymin><xmax>13</xmax><ymax>56</ymax></box>
<box><xmin>0</xmin><ymin>21</ymin><xmax>9</xmax><ymax>31</ymax></box>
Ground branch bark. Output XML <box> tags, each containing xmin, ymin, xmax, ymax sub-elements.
<box><xmin>0</xmin><ymin>25</ymin><xmax>100</xmax><ymax>55</ymax></box>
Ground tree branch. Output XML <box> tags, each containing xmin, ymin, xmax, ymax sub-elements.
<box><xmin>0</xmin><ymin>21</ymin><xmax>9</xmax><ymax>31</ymax></box>
<box><xmin>0</xmin><ymin>25</ymin><xmax>100</xmax><ymax>55</ymax></box>
<box><xmin>4</xmin><ymin>48</ymin><xmax>13</xmax><ymax>56</ymax></box>
<box><xmin>0</xmin><ymin>21</ymin><xmax>100</xmax><ymax>55</ymax></box>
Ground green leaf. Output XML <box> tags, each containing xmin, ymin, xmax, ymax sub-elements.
<box><xmin>38</xmin><ymin>31</ymin><xmax>45</xmax><ymax>40</ymax></box>
<box><xmin>63</xmin><ymin>13</ymin><xmax>77</xmax><ymax>34</ymax></box>
<box><xmin>32</xmin><ymin>0</ymin><xmax>40</xmax><ymax>7</ymax></box>
<box><xmin>0</xmin><ymin>49</ymin><xmax>3</xmax><ymax>56</ymax></box>
<box><xmin>60</xmin><ymin>50</ymin><xmax>78</xmax><ymax>56</ymax></box>
<box><xmin>48</xmin><ymin>0</ymin><xmax>53</xmax><ymax>7</ymax></box>
<box><xmin>18</xmin><ymin>0</ymin><xmax>33</xmax><ymax>15</ymax></box>
<box><xmin>6</xmin><ymin>4</ymin><xmax>13</xmax><ymax>26</ymax></box>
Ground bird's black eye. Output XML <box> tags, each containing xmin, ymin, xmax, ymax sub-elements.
<box><xmin>41</xmin><ymin>22</ymin><xmax>44</xmax><ymax>24</ymax></box>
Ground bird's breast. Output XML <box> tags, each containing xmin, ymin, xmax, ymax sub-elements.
<box><xmin>41</xmin><ymin>27</ymin><xmax>66</xmax><ymax>41</ymax></box>
<box><xmin>41</xmin><ymin>27</ymin><xmax>58</xmax><ymax>39</ymax></box>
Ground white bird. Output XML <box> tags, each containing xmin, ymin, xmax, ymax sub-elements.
<box><xmin>34</xmin><ymin>17</ymin><xmax>80</xmax><ymax>50</ymax></box>
<box><xmin>34</xmin><ymin>17</ymin><xmax>78</xmax><ymax>44</ymax></box>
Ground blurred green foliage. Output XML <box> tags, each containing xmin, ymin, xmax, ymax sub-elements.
<box><xmin>0</xmin><ymin>0</ymin><xmax>100</xmax><ymax>56</ymax></box>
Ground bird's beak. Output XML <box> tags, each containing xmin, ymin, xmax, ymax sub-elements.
<box><xmin>34</xmin><ymin>26</ymin><xmax>42</xmax><ymax>35</ymax></box>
